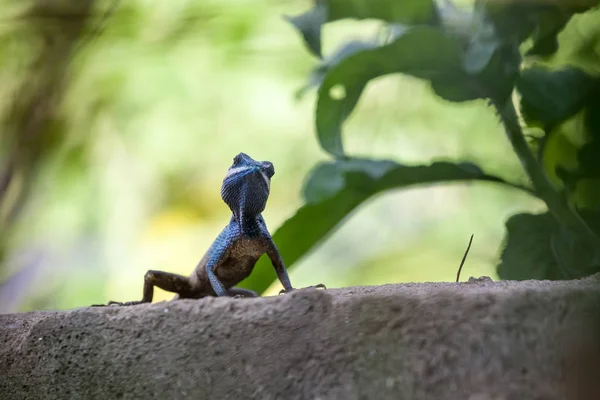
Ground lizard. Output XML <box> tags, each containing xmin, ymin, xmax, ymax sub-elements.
<box><xmin>97</xmin><ymin>152</ymin><xmax>325</xmax><ymax>306</ymax></box>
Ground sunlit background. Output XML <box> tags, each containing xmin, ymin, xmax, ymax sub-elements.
<box><xmin>0</xmin><ymin>0</ymin><xmax>549</xmax><ymax>313</ymax></box>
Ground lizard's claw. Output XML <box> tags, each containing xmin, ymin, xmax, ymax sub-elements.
<box><xmin>278</xmin><ymin>287</ymin><xmax>294</xmax><ymax>295</ymax></box>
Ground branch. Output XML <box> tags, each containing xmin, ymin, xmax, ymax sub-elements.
<box><xmin>494</xmin><ymin>98</ymin><xmax>600</xmax><ymax>248</ymax></box>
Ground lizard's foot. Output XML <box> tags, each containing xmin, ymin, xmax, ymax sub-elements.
<box><xmin>278</xmin><ymin>283</ymin><xmax>327</xmax><ymax>295</ymax></box>
<box><xmin>91</xmin><ymin>300</ymin><xmax>144</xmax><ymax>307</ymax></box>
<box><xmin>227</xmin><ymin>288</ymin><xmax>259</xmax><ymax>298</ymax></box>
<box><xmin>112</xmin><ymin>300</ymin><xmax>145</xmax><ymax>306</ymax></box>
<box><xmin>467</xmin><ymin>276</ymin><xmax>494</xmax><ymax>284</ymax></box>
<box><xmin>278</xmin><ymin>287</ymin><xmax>294</xmax><ymax>295</ymax></box>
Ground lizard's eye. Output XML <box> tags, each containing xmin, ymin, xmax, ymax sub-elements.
<box><xmin>233</xmin><ymin>154</ymin><xmax>242</xmax><ymax>165</ymax></box>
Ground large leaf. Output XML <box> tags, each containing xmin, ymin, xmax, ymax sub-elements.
<box><xmin>555</xmin><ymin>94</ymin><xmax>600</xmax><ymax>209</ymax></box>
<box><xmin>497</xmin><ymin>212</ymin><xmax>600</xmax><ymax>280</ymax></box>
<box><xmin>482</xmin><ymin>4</ymin><xmax>567</xmax><ymax>52</ymax></box>
<box><xmin>462</xmin><ymin>3</ymin><xmax>522</xmax><ymax>102</ymax></box>
<box><xmin>239</xmin><ymin>158</ymin><xmax>532</xmax><ymax>294</ymax></box>
<box><xmin>314</xmin><ymin>26</ymin><xmax>507</xmax><ymax>157</ymax></box>
<box><xmin>574</xmin><ymin>94</ymin><xmax>600</xmax><ymax>183</ymax></box>
<box><xmin>526</xmin><ymin>9</ymin><xmax>572</xmax><ymax>57</ymax></box>
<box><xmin>480</xmin><ymin>0</ymin><xmax>598</xmax><ymax>53</ymax></box>
<box><xmin>464</xmin><ymin>47</ymin><xmax>520</xmax><ymax>105</ymax></box>
<box><xmin>497</xmin><ymin>213</ymin><xmax>563</xmax><ymax>280</ymax></box>
<box><xmin>295</xmin><ymin>40</ymin><xmax>378</xmax><ymax>100</ymax></box>
<box><xmin>284</xmin><ymin>2</ymin><xmax>327</xmax><ymax>59</ymax></box>
<box><xmin>286</xmin><ymin>0</ymin><xmax>437</xmax><ymax>57</ymax></box>
<box><xmin>517</xmin><ymin>66</ymin><xmax>599</xmax><ymax>130</ymax></box>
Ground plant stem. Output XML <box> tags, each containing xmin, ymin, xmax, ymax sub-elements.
<box><xmin>494</xmin><ymin>98</ymin><xmax>600</xmax><ymax>247</ymax></box>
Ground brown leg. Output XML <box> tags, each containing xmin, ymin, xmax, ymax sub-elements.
<box><xmin>226</xmin><ymin>287</ymin><xmax>259</xmax><ymax>298</ymax></box>
<box><xmin>102</xmin><ymin>270</ymin><xmax>194</xmax><ymax>307</ymax></box>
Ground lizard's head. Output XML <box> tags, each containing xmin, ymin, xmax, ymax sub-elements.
<box><xmin>221</xmin><ymin>152</ymin><xmax>274</xmax><ymax>218</ymax></box>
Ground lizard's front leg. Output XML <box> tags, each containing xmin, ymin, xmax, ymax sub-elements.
<box><xmin>95</xmin><ymin>270</ymin><xmax>194</xmax><ymax>306</ymax></box>
<box><xmin>205</xmin><ymin>245</ymin><xmax>231</xmax><ymax>297</ymax></box>
<box><xmin>266</xmin><ymin>239</ymin><xmax>326</xmax><ymax>295</ymax></box>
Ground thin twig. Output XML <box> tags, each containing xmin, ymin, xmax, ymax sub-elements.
<box><xmin>456</xmin><ymin>234</ymin><xmax>474</xmax><ymax>282</ymax></box>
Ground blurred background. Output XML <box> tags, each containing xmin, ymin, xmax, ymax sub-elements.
<box><xmin>0</xmin><ymin>0</ymin><xmax>545</xmax><ymax>313</ymax></box>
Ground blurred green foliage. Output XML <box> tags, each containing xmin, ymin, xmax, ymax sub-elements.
<box><xmin>1</xmin><ymin>0</ymin><xmax>597</xmax><ymax>313</ymax></box>
<box><xmin>279</xmin><ymin>0</ymin><xmax>600</xmax><ymax>286</ymax></box>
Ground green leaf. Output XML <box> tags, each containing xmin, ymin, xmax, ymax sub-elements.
<box><xmin>463</xmin><ymin>27</ymin><xmax>500</xmax><ymax>75</ymax></box>
<box><xmin>284</xmin><ymin>2</ymin><xmax>327</xmax><ymax>58</ymax></box>
<box><xmin>314</xmin><ymin>24</ymin><xmax>521</xmax><ymax>157</ymax></box>
<box><xmin>472</xmin><ymin>40</ymin><xmax>520</xmax><ymax>103</ymax></box>
<box><xmin>315</xmin><ymin>27</ymin><xmax>482</xmax><ymax>157</ymax></box>
<box><xmin>497</xmin><ymin>212</ymin><xmax>600</xmax><ymax>280</ymax></box>
<box><xmin>325</xmin><ymin>0</ymin><xmax>436</xmax><ymax>23</ymax></box>
<box><xmin>526</xmin><ymin>9</ymin><xmax>571</xmax><ymax>57</ymax></box>
<box><xmin>463</xmin><ymin>3</ymin><xmax>521</xmax><ymax>102</ymax></box>
<box><xmin>554</xmin><ymin>95</ymin><xmax>600</xmax><ymax>209</ymax></box>
<box><xmin>475</xmin><ymin>1</ymin><xmax>597</xmax><ymax>58</ymax></box>
<box><xmin>307</xmin><ymin>8</ymin><xmax>521</xmax><ymax>158</ymax></box>
<box><xmin>497</xmin><ymin>213</ymin><xmax>563</xmax><ymax>280</ymax></box>
<box><xmin>517</xmin><ymin>66</ymin><xmax>599</xmax><ymax>130</ymax></box>
<box><xmin>286</xmin><ymin>0</ymin><xmax>437</xmax><ymax>58</ymax></box>
<box><xmin>551</xmin><ymin>225</ymin><xmax>600</xmax><ymax>277</ymax></box>
<box><xmin>578</xmin><ymin>95</ymin><xmax>600</xmax><ymax>180</ymax></box>
<box><xmin>580</xmin><ymin>208</ymin><xmax>600</xmax><ymax>237</ymax></box>
<box><xmin>295</xmin><ymin>40</ymin><xmax>378</xmax><ymax>100</ymax></box>
<box><xmin>240</xmin><ymin>158</ymin><xmax>530</xmax><ymax>294</ymax></box>
<box><xmin>434</xmin><ymin>0</ymin><xmax>473</xmax><ymax>40</ymax></box>
<box><xmin>480</xmin><ymin>3</ymin><xmax>541</xmax><ymax>45</ymax></box>
<box><xmin>480</xmin><ymin>2</ymin><xmax>593</xmax><ymax>48</ymax></box>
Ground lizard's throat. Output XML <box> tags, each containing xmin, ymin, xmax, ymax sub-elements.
<box><xmin>234</xmin><ymin>211</ymin><xmax>261</xmax><ymax>233</ymax></box>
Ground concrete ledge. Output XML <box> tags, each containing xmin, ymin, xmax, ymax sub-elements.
<box><xmin>2</xmin><ymin>276</ymin><xmax>600</xmax><ymax>400</ymax></box>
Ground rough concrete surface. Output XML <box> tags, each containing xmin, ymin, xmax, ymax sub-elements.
<box><xmin>2</xmin><ymin>276</ymin><xmax>600</xmax><ymax>400</ymax></box>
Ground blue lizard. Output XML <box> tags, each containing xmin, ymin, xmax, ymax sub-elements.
<box><xmin>102</xmin><ymin>152</ymin><xmax>325</xmax><ymax>306</ymax></box>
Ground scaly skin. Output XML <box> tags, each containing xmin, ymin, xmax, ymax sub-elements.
<box><xmin>96</xmin><ymin>152</ymin><xmax>325</xmax><ymax>306</ymax></box>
